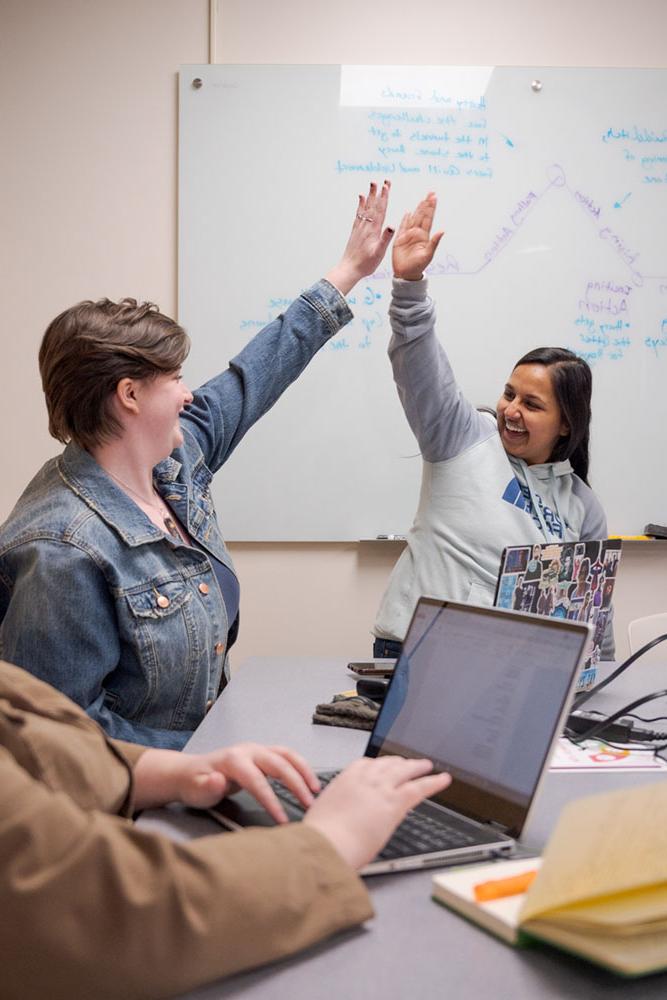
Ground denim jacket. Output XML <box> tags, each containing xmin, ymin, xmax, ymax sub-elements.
<box><xmin>0</xmin><ymin>280</ymin><xmax>352</xmax><ymax>748</ymax></box>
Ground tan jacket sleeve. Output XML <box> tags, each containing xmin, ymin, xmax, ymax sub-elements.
<box><xmin>1</xmin><ymin>751</ymin><xmax>371</xmax><ymax>999</ymax></box>
<box><xmin>0</xmin><ymin>661</ymin><xmax>138</xmax><ymax>814</ymax></box>
<box><xmin>0</xmin><ymin>663</ymin><xmax>373</xmax><ymax>998</ymax></box>
<box><xmin>110</xmin><ymin>736</ymin><xmax>150</xmax><ymax>768</ymax></box>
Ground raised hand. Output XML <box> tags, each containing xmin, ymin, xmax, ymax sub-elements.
<box><xmin>325</xmin><ymin>180</ymin><xmax>394</xmax><ymax>295</ymax></box>
<box><xmin>392</xmin><ymin>192</ymin><xmax>444</xmax><ymax>281</ymax></box>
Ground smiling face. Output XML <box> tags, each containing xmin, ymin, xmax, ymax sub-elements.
<box><xmin>134</xmin><ymin>370</ymin><xmax>194</xmax><ymax>458</ymax></box>
<box><xmin>496</xmin><ymin>364</ymin><xmax>569</xmax><ymax>466</ymax></box>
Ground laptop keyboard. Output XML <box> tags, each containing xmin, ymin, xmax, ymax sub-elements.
<box><xmin>377</xmin><ymin>809</ymin><xmax>478</xmax><ymax>859</ymax></box>
<box><xmin>268</xmin><ymin>771</ymin><xmax>336</xmax><ymax>814</ymax></box>
<box><xmin>270</xmin><ymin>772</ymin><xmax>481</xmax><ymax>860</ymax></box>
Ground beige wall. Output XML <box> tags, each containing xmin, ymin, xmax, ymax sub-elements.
<box><xmin>215</xmin><ymin>0</ymin><xmax>667</xmax><ymax>66</ymax></box>
<box><xmin>2</xmin><ymin>0</ymin><xmax>665</xmax><ymax>669</ymax></box>
<box><xmin>225</xmin><ymin>541</ymin><xmax>667</xmax><ymax>665</ymax></box>
<box><xmin>1</xmin><ymin>0</ymin><xmax>208</xmax><ymax>505</ymax></box>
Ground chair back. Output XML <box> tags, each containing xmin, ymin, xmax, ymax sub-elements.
<box><xmin>627</xmin><ymin>613</ymin><xmax>667</xmax><ymax>663</ymax></box>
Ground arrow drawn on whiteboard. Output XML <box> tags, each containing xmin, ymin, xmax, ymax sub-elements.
<box><xmin>613</xmin><ymin>192</ymin><xmax>632</xmax><ymax>209</ymax></box>
<box><xmin>498</xmin><ymin>133</ymin><xmax>515</xmax><ymax>148</ymax></box>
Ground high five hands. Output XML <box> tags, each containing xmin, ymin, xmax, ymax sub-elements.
<box><xmin>392</xmin><ymin>192</ymin><xmax>445</xmax><ymax>281</ymax></box>
<box><xmin>326</xmin><ymin>180</ymin><xmax>395</xmax><ymax>295</ymax></box>
<box><xmin>326</xmin><ymin>184</ymin><xmax>444</xmax><ymax>293</ymax></box>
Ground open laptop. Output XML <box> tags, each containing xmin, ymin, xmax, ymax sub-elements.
<box><xmin>209</xmin><ymin>598</ymin><xmax>590</xmax><ymax>874</ymax></box>
<box><xmin>493</xmin><ymin>538</ymin><xmax>622</xmax><ymax>690</ymax></box>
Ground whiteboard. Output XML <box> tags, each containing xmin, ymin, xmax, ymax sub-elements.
<box><xmin>178</xmin><ymin>65</ymin><xmax>667</xmax><ymax>540</ymax></box>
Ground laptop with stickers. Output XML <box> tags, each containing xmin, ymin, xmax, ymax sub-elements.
<box><xmin>493</xmin><ymin>538</ymin><xmax>622</xmax><ymax>690</ymax></box>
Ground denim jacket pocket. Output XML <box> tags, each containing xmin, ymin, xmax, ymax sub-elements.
<box><xmin>125</xmin><ymin>580</ymin><xmax>192</xmax><ymax>620</ymax></box>
<box><xmin>122</xmin><ymin>580</ymin><xmax>201</xmax><ymax>726</ymax></box>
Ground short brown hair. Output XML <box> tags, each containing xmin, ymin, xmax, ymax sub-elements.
<box><xmin>39</xmin><ymin>297</ymin><xmax>190</xmax><ymax>451</ymax></box>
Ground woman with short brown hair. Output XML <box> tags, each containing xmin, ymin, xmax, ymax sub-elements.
<box><xmin>0</xmin><ymin>183</ymin><xmax>394</xmax><ymax>748</ymax></box>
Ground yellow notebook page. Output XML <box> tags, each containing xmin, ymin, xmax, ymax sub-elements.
<box><xmin>542</xmin><ymin>883</ymin><xmax>667</xmax><ymax>932</ymax></box>
<box><xmin>520</xmin><ymin>783</ymin><xmax>667</xmax><ymax>922</ymax></box>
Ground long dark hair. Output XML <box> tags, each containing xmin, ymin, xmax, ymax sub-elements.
<box><xmin>514</xmin><ymin>347</ymin><xmax>592</xmax><ymax>484</ymax></box>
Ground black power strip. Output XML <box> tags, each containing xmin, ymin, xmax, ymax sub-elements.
<box><xmin>566</xmin><ymin>711</ymin><xmax>635</xmax><ymax>742</ymax></box>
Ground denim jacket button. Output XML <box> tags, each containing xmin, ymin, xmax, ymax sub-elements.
<box><xmin>214</xmin><ymin>642</ymin><xmax>225</xmax><ymax>655</ymax></box>
<box><xmin>156</xmin><ymin>593</ymin><xmax>170</xmax><ymax>608</ymax></box>
<box><xmin>205</xmin><ymin>698</ymin><xmax>214</xmax><ymax>712</ymax></box>
<box><xmin>198</xmin><ymin>582</ymin><xmax>209</xmax><ymax>595</ymax></box>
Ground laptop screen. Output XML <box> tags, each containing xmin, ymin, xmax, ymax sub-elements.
<box><xmin>366</xmin><ymin>599</ymin><xmax>589</xmax><ymax>837</ymax></box>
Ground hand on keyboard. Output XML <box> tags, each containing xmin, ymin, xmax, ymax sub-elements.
<box><xmin>302</xmin><ymin>757</ymin><xmax>451</xmax><ymax>870</ymax></box>
<box><xmin>136</xmin><ymin>742</ymin><xmax>321</xmax><ymax>822</ymax></box>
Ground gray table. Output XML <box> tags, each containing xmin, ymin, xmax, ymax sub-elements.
<box><xmin>138</xmin><ymin>656</ymin><xmax>667</xmax><ymax>999</ymax></box>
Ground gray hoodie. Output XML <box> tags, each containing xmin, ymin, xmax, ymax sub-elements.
<box><xmin>373</xmin><ymin>279</ymin><xmax>612</xmax><ymax>653</ymax></box>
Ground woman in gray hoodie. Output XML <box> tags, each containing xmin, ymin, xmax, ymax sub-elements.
<box><xmin>373</xmin><ymin>193</ymin><xmax>611</xmax><ymax>658</ymax></box>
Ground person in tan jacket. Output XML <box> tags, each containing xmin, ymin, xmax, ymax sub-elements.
<box><xmin>0</xmin><ymin>660</ymin><xmax>449</xmax><ymax>999</ymax></box>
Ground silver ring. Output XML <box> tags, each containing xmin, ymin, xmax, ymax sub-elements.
<box><xmin>356</xmin><ymin>213</ymin><xmax>373</xmax><ymax>222</ymax></box>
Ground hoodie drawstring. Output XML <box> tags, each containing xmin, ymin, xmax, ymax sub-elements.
<box><xmin>549</xmin><ymin>464</ymin><xmax>564</xmax><ymax>530</ymax></box>
<box><xmin>515</xmin><ymin>458</ymin><xmax>552</xmax><ymax>541</ymax></box>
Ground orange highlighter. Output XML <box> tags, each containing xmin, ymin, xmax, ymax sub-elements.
<box><xmin>473</xmin><ymin>869</ymin><xmax>538</xmax><ymax>903</ymax></box>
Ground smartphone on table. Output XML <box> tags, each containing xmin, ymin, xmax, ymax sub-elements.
<box><xmin>346</xmin><ymin>660</ymin><xmax>396</xmax><ymax>678</ymax></box>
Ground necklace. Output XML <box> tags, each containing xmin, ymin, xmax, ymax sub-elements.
<box><xmin>104</xmin><ymin>468</ymin><xmax>186</xmax><ymax>542</ymax></box>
